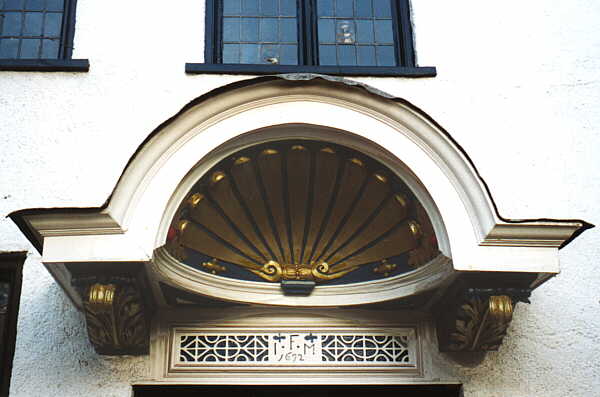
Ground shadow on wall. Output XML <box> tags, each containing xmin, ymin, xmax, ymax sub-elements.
<box><xmin>443</xmin><ymin>351</ymin><xmax>486</xmax><ymax>367</ymax></box>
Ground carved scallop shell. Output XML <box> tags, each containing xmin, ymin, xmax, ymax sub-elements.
<box><xmin>167</xmin><ymin>141</ymin><xmax>438</xmax><ymax>283</ymax></box>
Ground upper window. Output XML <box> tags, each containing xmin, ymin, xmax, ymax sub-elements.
<box><xmin>0</xmin><ymin>0</ymin><xmax>66</xmax><ymax>59</ymax></box>
<box><xmin>221</xmin><ymin>0</ymin><xmax>299</xmax><ymax>65</ymax></box>
<box><xmin>0</xmin><ymin>0</ymin><xmax>88</xmax><ymax>71</ymax></box>
<box><xmin>186</xmin><ymin>0</ymin><xmax>436</xmax><ymax>77</ymax></box>
<box><xmin>316</xmin><ymin>0</ymin><xmax>398</xmax><ymax>67</ymax></box>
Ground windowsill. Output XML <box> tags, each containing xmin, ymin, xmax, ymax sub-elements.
<box><xmin>185</xmin><ymin>63</ymin><xmax>436</xmax><ymax>77</ymax></box>
<box><xmin>0</xmin><ymin>59</ymin><xmax>89</xmax><ymax>72</ymax></box>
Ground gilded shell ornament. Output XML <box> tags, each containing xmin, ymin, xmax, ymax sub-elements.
<box><xmin>166</xmin><ymin>140</ymin><xmax>439</xmax><ymax>286</ymax></box>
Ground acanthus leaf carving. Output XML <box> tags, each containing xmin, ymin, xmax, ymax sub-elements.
<box><xmin>72</xmin><ymin>276</ymin><xmax>149</xmax><ymax>355</ymax></box>
<box><xmin>437</xmin><ymin>288</ymin><xmax>531</xmax><ymax>352</ymax></box>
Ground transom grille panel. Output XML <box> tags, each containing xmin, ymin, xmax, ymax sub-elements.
<box><xmin>180</xmin><ymin>335</ymin><xmax>269</xmax><ymax>363</ymax></box>
<box><xmin>173</xmin><ymin>328</ymin><xmax>416</xmax><ymax>368</ymax></box>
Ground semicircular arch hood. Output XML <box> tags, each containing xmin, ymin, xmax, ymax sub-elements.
<box><xmin>8</xmin><ymin>75</ymin><xmax>591</xmax><ymax>355</ymax></box>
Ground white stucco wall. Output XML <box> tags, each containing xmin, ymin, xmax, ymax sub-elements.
<box><xmin>1</xmin><ymin>0</ymin><xmax>598</xmax><ymax>395</ymax></box>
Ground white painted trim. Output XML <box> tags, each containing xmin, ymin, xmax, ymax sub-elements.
<box><xmin>147</xmin><ymin>308</ymin><xmax>445</xmax><ymax>384</ymax></box>
<box><xmin>152</xmin><ymin>247</ymin><xmax>453</xmax><ymax>307</ymax></box>
<box><xmin>15</xmin><ymin>77</ymin><xmax>585</xmax><ymax>306</ymax></box>
<box><xmin>26</xmin><ymin>212</ymin><xmax>122</xmax><ymax>237</ymax></box>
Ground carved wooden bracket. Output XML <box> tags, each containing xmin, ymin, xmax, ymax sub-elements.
<box><xmin>436</xmin><ymin>286</ymin><xmax>531</xmax><ymax>352</ymax></box>
<box><xmin>72</xmin><ymin>275</ymin><xmax>150</xmax><ymax>355</ymax></box>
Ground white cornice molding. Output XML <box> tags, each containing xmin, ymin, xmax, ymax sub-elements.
<box><xmin>482</xmin><ymin>221</ymin><xmax>584</xmax><ymax>248</ymax></box>
<box><xmin>19</xmin><ymin>210</ymin><xmax>584</xmax><ymax>250</ymax></box>
<box><xmin>18</xmin><ymin>211</ymin><xmax>584</xmax><ymax>256</ymax></box>
<box><xmin>26</xmin><ymin>212</ymin><xmax>122</xmax><ymax>238</ymax></box>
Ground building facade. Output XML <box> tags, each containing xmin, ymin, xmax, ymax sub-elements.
<box><xmin>1</xmin><ymin>1</ymin><xmax>599</xmax><ymax>396</ymax></box>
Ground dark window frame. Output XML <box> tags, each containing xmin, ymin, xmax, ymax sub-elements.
<box><xmin>0</xmin><ymin>252</ymin><xmax>25</xmax><ymax>397</ymax></box>
<box><xmin>0</xmin><ymin>0</ymin><xmax>88</xmax><ymax>72</ymax></box>
<box><xmin>186</xmin><ymin>0</ymin><xmax>436</xmax><ymax>77</ymax></box>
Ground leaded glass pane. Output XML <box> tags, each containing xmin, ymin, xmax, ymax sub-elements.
<box><xmin>259</xmin><ymin>18</ymin><xmax>277</xmax><ymax>42</ymax></box>
<box><xmin>316</xmin><ymin>0</ymin><xmax>397</xmax><ymax>67</ymax></box>
<box><xmin>279</xmin><ymin>18</ymin><xmax>296</xmax><ymax>42</ymax></box>
<box><xmin>318</xmin><ymin>19</ymin><xmax>334</xmax><ymax>42</ymax></box>
<box><xmin>335</xmin><ymin>0</ymin><xmax>352</xmax><ymax>17</ymax></box>
<box><xmin>357</xmin><ymin>45</ymin><xmax>376</xmax><ymax>66</ymax></box>
<box><xmin>24</xmin><ymin>0</ymin><xmax>44</xmax><ymax>10</ymax></box>
<box><xmin>0</xmin><ymin>38</ymin><xmax>19</xmax><ymax>57</ymax></box>
<box><xmin>280</xmin><ymin>43</ymin><xmax>297</xmax><ymax>64</ymax></box>
<box><xmin>374</xmin><ymin>0</ymin><xmax>392</xmax><ymax>18</ymax></box>
<box><xmin>355</xmin><ymin>0</ymin><xmax>372</xmax><ymax>18</ymax></box>
<box><xmin>374</xmin><ymin>19</ymin><xmax>393</xmax><ymax>44</ymax></box>
<box><xmin>260</xmin><ymin>0</ymin><xmax>276</xmax><ymax>16</ymax></box>
<box><xmin>280</xmin><ymin>0</ymin><xmax>296</xmax><ymax>16</ymax></box>
<box><xmin>1</xmin><ymin>12</ymin><xmax>22</xmax><ymax>36</ymax></box>
<box><xmin>241</xmin><ymin>0</ymin><xmax>259</xmax><ymax>16</ymax></box>
<box><xmin>23</xmin><ymin>12</ymin><xmax>43</xmax><ymax>36</ymax></box>
<box><xmin>241</xmin><ymin>17</ymin><xmax>259</xmax><ymax>42</ymax></box>
<box><xmin>376</xmin><ymin>45</ymin><xmax>395</xmax><ymax>66</ymax></box>
<box><xmin>0</xmin><ymin>0</ymin><xmax>65</xmax><ymax>58</ymax></box>
<box><xmin>317</xmin><ymin>0</ymin><xmax>333</xmax><ymax>16</ymax></box>
<box><xmin>223</xmin><ymin>0</ymin><xmax>241</xmax><ymax>15</ymax></box>
<box><xmin>44</xmin><ymin>12</ymin><xmax>62</xmax><ymax>36</ymax></box>
<box><xmin>318</xmin><ymin>44</ymin><xmax>336</xmax><ymax>65</ymax></box>
<box><xmin>223</xmin><ymin>43</ymin><xmax>240</xmax><ymax>63</ymax></box>
<box><xmin>221</xmin><ymin>0</ymin><xmax>298</xmax><ymax>65</ymax></box>
<box><xmin>337</xmin><ymin>45</ymin><xmax>356</xmax><ymax>65</ymax></box>
<box><xmin>3</xmin><ymin>0</ymin><xmax>24</xmax><ymax>9</ymax></box>
<box><xmin>19</xmin><ymin>36</ymin><xmax>39</xmax><ymax>57</ymax></box>
<box><xmin>223</xmin><ymin>17</ymin><xmax>241</xmax><ymax>41</ymax></box>
<box><xmin>45</xmin><ymin>0</ymin><xmax>64</xmax><ymax>12</ymax></box>
<box><xmin>240</xmin><ymin>43</ymin><xmax>260</xmax><ymax>63</ymax></box>
<box><xmin>356</xmin><ymin>20</ymin><xmax>374</xmax><ymax>43</ymax></box>
<box><xmin>40</xmin><ymin>37</ymin><xmax>58</xmax><ymax>57</ymax></box>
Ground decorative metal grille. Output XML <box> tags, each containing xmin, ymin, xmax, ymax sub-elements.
<box><xmin>175</xmin><ymin>329</ymin><xmax>415</xmax><ymax>367</ymax></box>
<box><xmin>321</xmin><ymin>334</ymin><xmax>409</xmax><ymax>363</ymax></box>
<box><xmin>180</xmin><ymin>335</ymin><xmax>269</xmax><ymax>362</ymax></box>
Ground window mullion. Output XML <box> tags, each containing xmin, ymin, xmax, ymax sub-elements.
<box><xmin>206</xmin><ymin>0</ymin><xmax>219</xmax><ymax>64</ymax></box>
<box><xmin>60</xmin><ymin>0</ymin><xmax>73</xmax><ymax>58</ymax></box>
<box><xmin>392</xmin><ymin>0</ymin><xmax>415</xmax><ymax>67</ymax></box>
<box><xmin>301</xmin><ymin>0</ymin><xmax>317</xmax><ymax>65</ymax></box>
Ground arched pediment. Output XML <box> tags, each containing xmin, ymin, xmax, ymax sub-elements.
<box><xmin>10</xmin><ymin>75</ymin><xmax>590</xmax><ymax>355</ymax></box>
<box><xmin>17</xmin><ymin>75</ymin><xmax>586</xmax><ymax>268</ymax></box>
